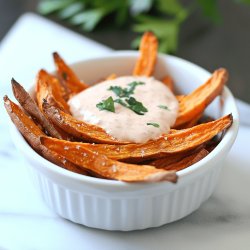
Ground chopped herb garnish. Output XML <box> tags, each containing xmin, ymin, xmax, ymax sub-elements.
<box><xmin>108</xmin><ymin>81</ymin><xmax>144</xmax><ymax>98</ymax></box>
<box><xmin>125</xmin><ymin>97</ymin><xmax>148</xmax><ymax>115</ymax></box>
<box><xmin>114</xmin><ymin>98</ymin><xmax>128</xmax><ymax>107</ymax></box>
<box><xmin>147</xmin><ymin>122</ymin><xmax>160</xmax><ymax>128</ymax></box>
<box><xmin>96</xmin><ymin>96</ymin><xmax>115</xmax><ymax>112</ymax></box>
<box><xmin>106</xmin><ymin>81</ymin><xmax>148</xmax><ymax>115</ymax></box>
<box><xmin>127</xmin><ymin>81</ymin><xmax>145</xmax><ymax>95</ymax></box>
<box><xmin>158</xmin><ymin>105</ymin><xmax>170</xmax><ymax>110</ymax></box>
<box><xmin>108</xmin><ymin>86</ymin><xmax>127</xmax><ymax>98</ymax></box>
<box><xmin>62</xmin><ymin>72</ymin><xmax>68</xmax><ymax>80</ymax></box>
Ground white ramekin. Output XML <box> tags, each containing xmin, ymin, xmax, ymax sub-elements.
<box><xmin>10</xmin><ymin>52</ymin><xmax>239</xmax><ymax>231</ymax></box>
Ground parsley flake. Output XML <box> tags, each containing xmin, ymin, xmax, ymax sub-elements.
<box><xmin>147</xmin><ymin>122</ymin><xmax>160</xmax><ymax>128</ymax></box>
<box><xmin>158</xmin><ymin>105</ymin><xmax>170</xmax><ymax>110</ymax></box>
<box><xmin>108</xmin><ymin>81</ymin><xmax>144</xmax><ymax>98</ymax></box>
<box><xmin>96</xmin><ymin>96</ymin><xmax>115</xmax><ymax>112</ymax></box>
<box><xmin>125</xmin><ymin>97</ymin><xmax>148</xmax><ymax>115</ymax></box>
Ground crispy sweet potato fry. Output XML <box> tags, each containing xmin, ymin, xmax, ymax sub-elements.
<box><xmin>41</xmin><ymin>136</ymin><xmax>177</xmax><ymax>183</ymax></box>
<box><xmin>174</xmin><ymin>68</ymin><xmax>228</xmax><ymax>127</ymax></box>
<box><xmin>165</xmin><ymin>148</ymin><xmax>209</xmax><ymax>171</ymax></box>
<box><xmin>176</xmin><ymin>95</ymin><xmax>185</xmax><ymax>102</ymax></box>
<box><xmin>106</xmin><ymin>73</ymin><xmax>117</xmax><ymax>80</ymax></box>
<box><xmin>175</xmin><ymin>113</ymin><xmax>203</xmax><ymax>129</ymax></box>
<box><xmin>3</xmin><ymin>96</ymin><xmax>87</xmax><ymax>175</ymax></box>
<box><xmin>11</xmin><ymin>78</ymin><xmax>63</xmax><ymax>139</ymax></box>
<box><xmin>161</xmin><ymin>75</ymin><xmax>174</xmax><ymax>92</ymax></box>
<box><xmin>36</xmin><ymin>69</ymin><xmax>70</xmax><ymax>113</ymax></box>
<box><xmin>133</xmin><ymin>32</ymin><xmax>158</xmax><ymax>76</ymax></box>
<box><xmin>53</xmin><ymin>52</ymin><xmax>88</xmax><ymax>98</ymax></box>
<box><xmin>39</xmin><ymin>114</ymin><xmax>232</xmax><ymax>163</ymax></box>
<box><xmin>150</xmin><ymin>148</ymin><xmax>209</xmax><ymax>171</ymax></box>
<box><xmin>42</xmin><ymin>101</ymin><xmax>128</xmax><ymax>144</ymax></box>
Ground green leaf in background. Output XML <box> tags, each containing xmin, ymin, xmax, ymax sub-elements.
<box><xmin>129</xmin><ymin>0</ymin><xmax>154</xmax><ymax>15</ymax></box>
<box><xmin>69</xmin><ymin>9</ymin><xmax>105</xmax><ymax>31</ymax></box>
<box><xmin>57</xmin><ymin>2</ymin><xmax>85</xmax><ymax>19</ymax></box>
<box><xmin>196</xmin><ymin>0</ymin><xmax>221</xmax><ymax>24</ymax></box>
<box><xmin>156</xmin><ymin>0</ymin><xmax>184</xmax><ymax>15</ymax></box>
<box><xmin>38</xmin><ymin>0</ymin><xmax>250</xmax><ymax>53</ymax></box>
<box><xmin>38</xmin><ymin>0</ymin><xmax>74</xmax><ymax>15</ymax></box>
<box><xmin>133</xmin><ymin>14</ymin><xmax>184</xmax><ymax>53</ymax></box>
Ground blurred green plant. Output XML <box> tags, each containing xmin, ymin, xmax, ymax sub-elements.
<box><xmin>38</xmin><ymin>0</ymin><xmax>250</xmax><ymax>53</ymax></box>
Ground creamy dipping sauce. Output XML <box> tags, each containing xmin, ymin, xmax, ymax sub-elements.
<box><xmin>68</xmin><ymin>76</ymin><xmax>179</xmax><ymax>143</ymax></box>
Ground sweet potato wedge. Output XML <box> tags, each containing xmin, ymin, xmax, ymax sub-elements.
<box><xmin>106</xmin><ymin>73</ymin><xmax>117</xmax><ymax>80</ymax></box>
<box><xmin>11</xmin><ymin>78</ymin><xmax>63</xmax><ymax>139</ymax></box>
<box><xmin>36</xmin><ymin>69</ymin><xmax>70</xmax><ymax>113</ymax></box>
<box><xmin>150</xmin><ymin>148</ymin><xmax>209</xmax><ymax>171</ymax></box>
<box><xmin>53</xmin><ymin>52</ymin><xmax>88</xmax><ymax>98</ymax></box>
<box><xmin>175</xmin><ymin>113</ymin><xmax>203</xmax><ymax>129</ymax></box>
<box><xmin>133</xmin><ymin>32</ymin><xmax>158</xmax><ymax>76</ymax></box>
<box><xmin>39</xmin><ymin>114</ymin><xmax>232</xmax><ymax>163</ymax></box>
<box><xmin>42</xmin><ymin>100</ymin><xmax>128</xmax><ymax>144</ymax></box>
<box><xmin>174</xmin><ymin>68</ymin><xmax>228</xmax><ymax>127</ymax></box>
<box><xmin>41</xmin><ymin>136</ymin><xmax>177</xmax><ymax>183</ymax></box>
<box><xmin>3</xmin><ymin>96</ymin><xmax>87</xmax><ymax>175</ymax></box>
<box><xmin>161</xmin><ymin>75</ymin><xmax>174</xmax><ymax>92</ymax></box>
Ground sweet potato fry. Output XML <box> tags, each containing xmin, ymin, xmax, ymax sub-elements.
<box><xmin>11</xmin><ymin>78</ymin><xmax>63</xmax><ymax>139</ymax></box>
<box><xmin>39</xmin><ymin>114</ymin><xmax>232</xmax><ymax>163</ymax></box>
<box><xmin>3</xmin><ymin>96</ymin><xmax>87</xmax><ymax>175</ymax></box>
<box><xmin>175</xmin><ymin>113</ymin><xmax>203</xmax><ymax>129</ymax></box>
<box><xmin>174</xmin><ymin>68</ymin><xmax>228</xmax><ymax>127</ymax></box>
<box><xmin>53</xmin><ymin>52</ymin><xmax>88</xmax><ymax>98</ymax></box>
<box><xmin>150</xmin><ymin>148</ymin><xmax>209</xmax><ymax>171</ymax></box>
<box><xmin>161</xmin><ymin>75</ymin><xmax>174</xmax><ymax>92</ymax></box>
<box><xmin>164</xmin><ymin>148</ymin><xmax>209</xmax><ymax>171</ymax></box>
<box><xmin>176</xmin><ymin>95</ymin><xmax>185</xmax><ymax>102</ymax></box>
<box><xmin>106</xmin><ymin>73</ymin><xmax>117</xmax><ymax>80</ymax></box>
<box><xmin>42</xmin><ymin>100</ymin><xmax>128</xmax><ymax>144</ymax></box>
<box><xmin>133</xmin><ymin>32</ymin><xmax>158</xmax><ymax>76</ymax></box>
<box><xmin>41</xmin><ymin>136</ymin><xmax>177</xmax><ymax>183</ymax></box>
<box><xmin>36</xmin><ymin>69</ymin><xmax>70</xmax><ymax>113</ymax></box>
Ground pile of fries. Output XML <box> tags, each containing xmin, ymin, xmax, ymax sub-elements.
<box><xmin>4</xmin><ymin>32</ymin><xmax>233</xmax><ymax>183</ymax></box>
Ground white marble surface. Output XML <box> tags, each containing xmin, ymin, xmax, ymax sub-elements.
<box><xmin>1</xmin><ymin>13</ymin><xmax>250</xmax><ymax>250</ymax></box>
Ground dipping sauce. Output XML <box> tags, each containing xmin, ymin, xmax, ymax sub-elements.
<box><xmin>68</xmin><ymin>76</ymin><xmax>179</xmax><ymax>143</ymax></box>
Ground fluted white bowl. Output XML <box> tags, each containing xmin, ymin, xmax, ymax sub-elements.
<box><xmin>10</xmin><ymin>52</ymin><xmax>239</xmax><ymax>231</ymax></box>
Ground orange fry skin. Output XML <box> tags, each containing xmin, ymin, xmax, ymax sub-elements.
<box><xmin>174</xmin><ymin>68</ymin><xmax>228</xmax><ymax>128</ymax></box>
<box><xmin>53</xmin><ymin>52</ymin><xmax>88</xmax><ymax>98</ymax></box>
<box><xmin>36</xmin><ymin>69</ymin><xmax>70</xmax><ymax>113</ymax></box>
<box><xmin>39</xmin><ymin>114</ymin><xmax>232</xmax><ymax>163</ymax></box>
<box><xmin>41</xmin><ymin>136</ymin><xmax>177</xmax><ymax>183</ymax></box>
<box><xmin>3</xmin><ymin>96</ymin><xmax>87</xmax><ymax>175</ymax></box>
<box><xmin>161</xmin><ymin>75</ymin><xmax>174</xmax><ymax>92</ymax></box>
<box><xmin>42</xmin><ymin>101</ymin><xmax>129</xmax><ymax>145</ymax></box>
<box><xmin>106</xmin><ymin>73</ymin><xmax>117</xmax><ymax>80</ymax></box>
<box><xmin>133</xmin><ymin>32</ymin><xmax>158</xmax><ymax>76</ymax></box>
<box><xmin>11</xmin><ymin>78</ymin><xmax>63</xmax><ymax>139</ymax></box>
<box><xmin>150</xmin><ymin>148</ymin><xmax>209</xmax><ymax>171</ymax></box>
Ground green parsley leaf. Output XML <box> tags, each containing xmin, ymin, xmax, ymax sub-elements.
<box><xmin>96</xmin><ymin>96</ymin><xmax>115</xmax><ymax>112</ymax></box>
<box><xmin>196</xmin><ymin>0</ymin><xmax>221</xmax><ymax>24</ymax></box>
<box><xmin>158</xmin><ymin>105</ymin><xmax>170</xmax><ymax>110</ymax></box>
<box><xmin>127</xmin><ymin>81</ymin><xmax>145</xmax><ymax>94</ymax></box>
<box><xmin>108</xmin><ymin>86</ymin><xmax>128</xmax><ymax>98</ymax></box>
<box><xmin>108</xmin><ymin>81</ymin><xmax>145</xmax><ymax>98</ymax></box>
<box><xmin>114</xmin><ymin>98</ymin><xmax>128</xmax><ymax>107</ymax></box>
<box><xmin>125</xmin><ymin>97</ymin><xmax>148</xmax><ymax>115</ymax></box>
<box><xmin>147</xmin><ymin>122</ymin><xmax>160</xmax><ymax>128</ymax></box>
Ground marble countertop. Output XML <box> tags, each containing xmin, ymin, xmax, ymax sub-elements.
<box><xmin>1</xmin><ymin>13</ymin><xmax>250</xmax><ymax>250</ymax></box>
